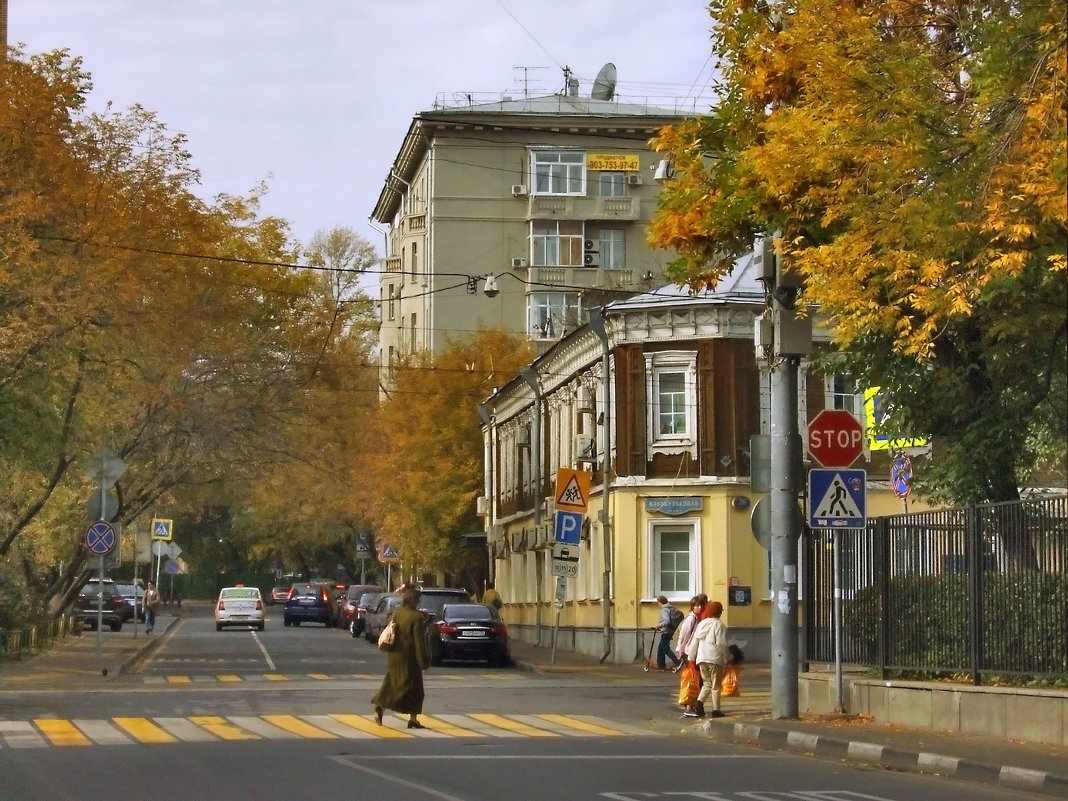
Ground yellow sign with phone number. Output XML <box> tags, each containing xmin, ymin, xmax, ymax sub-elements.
<box><xmin>586</xmin><ymin>153</ymin><xmax>640</xmax><ymax>171</ymax></box>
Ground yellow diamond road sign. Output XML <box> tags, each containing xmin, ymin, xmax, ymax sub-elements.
<box><xmin>555</xmin><ymin>469</ymin><xmax>591</xmax><ymax>513</ymax></box>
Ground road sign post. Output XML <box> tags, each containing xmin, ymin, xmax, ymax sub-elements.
<box><xmin>807</xmin><ymin>409</ymin><xmax>864</xmax><ymax>467</ymax></box>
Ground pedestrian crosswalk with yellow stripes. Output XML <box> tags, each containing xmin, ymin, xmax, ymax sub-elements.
<box><xmin>137</xmin><ymin>670</ymin><xmax>523</xmax><ymax>684</ymax></box>
<box><xmin>0</xmin><ymin>713</ymin><xmax>659</xmax><ymax>748</ymax></box>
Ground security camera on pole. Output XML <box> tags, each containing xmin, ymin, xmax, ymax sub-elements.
<box><xmin>754</xmin><ymin>233</ymin><xmax>810</xmax><ymax>720</ymax></box>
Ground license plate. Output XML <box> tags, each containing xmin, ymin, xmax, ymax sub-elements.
<box><xmin>460</xmin><ymin>630</ymin><xmax>487</xmax><ymax>638</ymax></box>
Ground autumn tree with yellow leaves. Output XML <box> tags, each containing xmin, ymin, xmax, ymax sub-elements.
<box><xmin>650</xmin><ymin>0</ymin><xmax>1066</xmax><ymax>504</ymax></box>
<box><xmin>362</xmin><ymin>329</ymin><xmax>535</xmax><ymax>588</ymax></box>
<box><xmin>0</xmin><ymin>49</ymin><xmax>380</xmax><ymax>617</ymax></box>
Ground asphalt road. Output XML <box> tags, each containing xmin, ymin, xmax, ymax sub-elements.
<box><xmin>0</xmin><ymin>604</ymin><xmax>1052</xmax><ymax>801</ymax></box>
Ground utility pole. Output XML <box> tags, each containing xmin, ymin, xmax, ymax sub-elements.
<box><xmin>756</xmin><ymin>234</ymin><xmax>810</xmax><ymax>719</ymax></box>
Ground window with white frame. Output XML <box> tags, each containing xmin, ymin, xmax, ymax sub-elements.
<box><xmin>598</xmin><ymin>171</ymin><xmax>625</xmax><ymax>197</ymax></box>
<box><xmin>386</xmin><ymin>283</ymin><xmax>396</xmax><ymax>320</ymax></box>
<box><xmin>644</xmin><ymin>351</ymin><xmax>698</xmax><ymax>455</ymax></box>
<box><xmin>598</xmin><ymin>228</ymin><xmax>625</xmax><ymax>269</ymax></box>
<box><xmin>649</xmin><ymin>520</ymin><xmax>699</xmax><ymax>599</ymax></box>
<box><xmin>532</xmin><ymin>221</ymin><xmax>584</xmax><ymax>267</ymax></box>
<box><xmin>528</xmin><ymin>291</ymin><xmax>580</xmax><ymax>340</ymax></box>
<box><xmin>828</xmin><ymin>373</ymin><xmax>862</xmax><ymax>417</ymax></box>
<box><xmin>531</xmin><ymin>150</ymin><xmax>585</xmax><ymax>195</ymax></box>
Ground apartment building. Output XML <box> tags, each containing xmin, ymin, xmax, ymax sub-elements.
<box><xmin>370</xmin><ymin>82</ymin><xmax>692</xmax><ymax>385</ymax></box>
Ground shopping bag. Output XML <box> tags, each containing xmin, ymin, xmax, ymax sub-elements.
<box><xmin>677</xmin><ymin>661</ymin><xmax>700</xmax><ymax>706</ymax></box>
<box><xmin>377</xmin><ymin>619</ymin><xmax>396</xmax><ymax>651</ymax></box>
<box><xmin>722</xmin><ymin>662</ymin><xmax>740</xmax><ymax>696</ymax></box>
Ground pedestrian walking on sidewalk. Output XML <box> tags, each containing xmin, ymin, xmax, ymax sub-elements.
<box><xmin>371</xmin><ymin>584</ymin><xmax>430</xmax><ymax>729</ymax></box>
<box><xmin>654</xmin><ymin>596</ymin><xmax>683</xmax><ymax>670</ymax></box>
<box><xmin>673</xmin><ymin>596</ymin><xmax>703</xmax><ymax>669</ymax></box>
<box><xmin>143</xmin><ymin>581</ymin><xmax>161</xmax><ymax>634</ymax></box>
<box><xmin>685</xmin><ymin>600</ymin><xmax>727</xmax><ymax>718</ymax></box>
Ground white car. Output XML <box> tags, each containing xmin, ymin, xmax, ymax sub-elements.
<box><xmin>214</xmin><ymin>586</ymin><xmax>265</xmax><ymax>631</ymax></box>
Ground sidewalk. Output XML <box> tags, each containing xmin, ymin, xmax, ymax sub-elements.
<box><xmin>508</xmin><ymin>639</ymin><xmax>1068</xmax><ymax>799</ymax></box>
<box><xmin>4</xmin><ymin>621</ymin><xmax>1065</xmax><ymax>798</ymax></box>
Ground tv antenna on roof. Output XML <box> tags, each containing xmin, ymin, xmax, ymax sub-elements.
<box><xmin>513</xmin><ymin>65</ymin><xmax>547</xmax><ymax>98</ymax></box>
<box><xmin>591</xmin><ymin>62</ymin><xmax>617</xmax><ymax>101</ymax></box>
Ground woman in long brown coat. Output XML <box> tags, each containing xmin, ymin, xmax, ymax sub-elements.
<box><xmin>372</xmin><ymin>585</ymin><xmax>430</xmax><ymax>728</ymax></box>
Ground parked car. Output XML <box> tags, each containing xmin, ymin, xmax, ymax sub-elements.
<box><xmin>363</xmin><ymin>593</ymin><xmax>402</xmax><ymax>643</ymax></box>
<box><xmin>73</xmin><ymin>579</ymin><xmax>126</xmax><ymax>632</ymax></box>
<box><xmin>338</xmin><ymin>584</ymin><xmax>385</xmax><ymax>636</ymax></box>
<box><xmin>282</xmin><ymin>582</ymin><xmax>336</xmax><ymax>627</ymax></box>
<box><xmin>215</xmin><ymin>586</ymin><xmax>265</xmax><ymax>631</ymax></box>
<box><xmin>268</xmin><ymin>586</ymin><xmax>291</xmax><ymax>605</ymax></box>
<box><xmin>114</xmin><ymin>582</ymin><xmax>145</xmax><ymax>622</ymax></box>
<box><xmin>427</xmin><ymin>603</ymin><xmax>510</xmax><ymax>667</ymax></box>
<box><xmin>416</xmin><ymin>587</ymin><xmax>472</xmax><ymax>625</ymax></box>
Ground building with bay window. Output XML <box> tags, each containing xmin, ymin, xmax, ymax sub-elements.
<box><xmin>479</xmin><ymin>253</ymin><xmax>925</xmax><ymax>664</ymax></box>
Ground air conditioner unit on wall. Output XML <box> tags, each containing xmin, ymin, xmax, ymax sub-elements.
<box><xmin>627</xmin><ymin>174</ymin><xmax>642</xmax><ymax>185</ymax></box>
<box><xmin>511</xmin><ymin>184</ymin><xmax>528</xmax><ymax>197</ymax></box>
<box><xmin>575</xmin><ymin>433</ymin><xmax>595</xmax><ymax>457</ymax></box>
<box><xmin>584</xmin><ymin>253</ymin><xmax>598</xmax><ymax>266</ymax></box>
<box><xmin>511</xmin><ymin>257</ymin><xmax>528</xmax><ymax>268</ymax></box>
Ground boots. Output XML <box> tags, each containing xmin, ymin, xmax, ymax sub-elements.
<box><xmin>694</xmin><ymin>701</ymin><xmax>706</xmax><ymax>718</ymax></box>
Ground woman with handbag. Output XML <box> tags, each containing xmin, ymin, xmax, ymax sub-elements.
<box><xmin>371</xmin><ymin>584</ymin><xmax>430</xmax><ymax>729</ymax></box>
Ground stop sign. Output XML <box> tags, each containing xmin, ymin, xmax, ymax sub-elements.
<box><xmin>807</xmin><ymin>409</ymin><xmax>864</xmax><ymax>467</ymax></box>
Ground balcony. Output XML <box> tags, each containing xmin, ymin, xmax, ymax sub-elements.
<box><xmin>526</xmin><ymin>195</ymin><xmax>639</xmax><ymax>221</ymax></box>
<box><xmin>527</xmin><ymin>265</ymin><xmax>636</xmax><ymax>288</ymax></box>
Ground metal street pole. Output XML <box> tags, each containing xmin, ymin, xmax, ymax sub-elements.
<box><xmin>769</xmin><ymin>351</ymin><xmax>801</xmax><ymax>719</ymax></box>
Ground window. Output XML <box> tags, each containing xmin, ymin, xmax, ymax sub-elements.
<box><xmin>648</xmin><ymin>521</ymin><xmax>700</xmax><ymax>599</ymax></box>
<box><xmin>598</xmin><ymin>228</ymin><xmax>625</xmax><ymax>269</ymax></box>
<box><xmin>598</xmin><ymin>171</ymin><xmax>625</xmax><ymax>197</ymax></box>
<box><xmin>828</xmin><ymin>374</ymin><xmax>861</xmax><ymax>417</ymax></box>
<box><xmin>644</xmin><ymin>351</ymin><xmax>698</xmax><ymax>456</ymax></box>
<box><xmin>411</xmin><ymin>241</ymin><xmax>418</xmax><ymax>279</ymax></box>
<box><xmin>532</xmin><ymin>221</ymin><xmax>584</xmax><ymax>267</ymax></box>
<box><xmin>409</xmin><ymin>313</ymin><xmax>417</xmax><ymax>353</ymax></box>
<box><xmin>387</xmin><ymin>284</ymin><xmax>395</xmax><ymax>320</ymax></box>
<box><xmin>528</xmin><ymin>292</ymin><xmax>580</xmax><ymax>339</ymax></box>
<box><xmin>532</xmin><ymin>151</ymin><xmax>585</xmax><ymax>195</ymax></box>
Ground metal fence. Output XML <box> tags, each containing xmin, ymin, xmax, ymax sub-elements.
<box><xmin>0</xmin><ymin>615</ymin><xmax>78</xmax><ymax>661</ymax></box>
<box><xmin>804</xmin><ymin>495</ymin><xmax>1068</xmax><ymax>683</ymax></box>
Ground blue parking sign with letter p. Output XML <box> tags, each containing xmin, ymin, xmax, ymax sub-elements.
<box><xmin>554</xmin><ymin>510</ymin><xmax>584</xmax><ymax>545</ymax></box>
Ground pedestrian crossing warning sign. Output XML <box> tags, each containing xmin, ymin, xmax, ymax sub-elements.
<box><xmin>808</xmin><ymin>469</ymin><xmax>866</xmax><ymax>529</ymax></box>
<box><xmin>555</xmin><ymin>468</ymin><xmax>592</xmax><ymax>513</ymax></box>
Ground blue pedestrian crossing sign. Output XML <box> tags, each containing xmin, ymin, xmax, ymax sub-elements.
<box><xmin>809</xmin><ymin>469</ymin><xmax>867</xmax><ymax>529</ymax></box>
<box><xmin>151</xmin><ymin>518</ymin><xmax>173</xmax><ymax>541</ymax></box>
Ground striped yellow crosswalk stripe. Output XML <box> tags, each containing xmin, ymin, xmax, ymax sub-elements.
<box><xmin>113</xmin><ymin>717</ymin><xmax>177</xmax><ymax>744</ymax></box>
<box><xmin>35</xmin><ymin>719</ymin><xmax>91</xmax><ymax>747</ymax></box>
<box><xmin>0</xmin><ymin>713</ymin><xmax>658</xmax><ymax>749</ymax></box>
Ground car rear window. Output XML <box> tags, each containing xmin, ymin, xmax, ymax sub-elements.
<box><xmin>221</xmin><ymin>588</ymin><xmax>260</xmax><ymax>600</ymax></box>
<box><xmin>419</xmin><ymin>592</ymin><xmax>471</xmax><ymax>615</ymax></box>
<box><xmin>443</xmin><ymin>604</ymin><xmax>493</xmax><ymax>621</ymax></box>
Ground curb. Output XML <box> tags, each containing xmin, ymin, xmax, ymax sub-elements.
<box><xmin>694</xmin><ymin>718</ymin><xmax>1068</xmax><ymax>799</ymax></box>
<box><xmin>111</xmin><ymin>614</ymin><xmax>180</xmax><ymax>677</ymax></box>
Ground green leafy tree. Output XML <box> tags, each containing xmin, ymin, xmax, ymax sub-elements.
<box><xmin>649</xmin><ymin>0</ymin><xmax>1067</xmax><ymax>508</ymax></box>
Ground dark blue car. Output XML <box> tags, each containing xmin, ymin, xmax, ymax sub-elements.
<box><xmin>282</xmin><ymin>582</ymin><xmax>336</xmax><ymax>627</ymax></box>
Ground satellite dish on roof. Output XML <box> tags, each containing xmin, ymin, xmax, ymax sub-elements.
<box><xmin>591</xmin><ymin>63</ymin><xmax>617</xmax><ymax>101</ymax></box>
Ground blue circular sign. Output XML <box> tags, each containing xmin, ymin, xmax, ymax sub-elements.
<box><xmin>891</xmin><ymin>453</ymin><xmax>913</xmax><ymax>499</ymax></box>
<box><xmin>85</xmin><ymin>521</ymin><xmax>117</xmax><ymax>555</ymax></box>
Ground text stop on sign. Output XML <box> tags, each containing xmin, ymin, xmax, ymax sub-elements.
<box><xmin>807</xmin><ymin>409</ymin><xmax>864</xmax><ymax>467</ymax></box>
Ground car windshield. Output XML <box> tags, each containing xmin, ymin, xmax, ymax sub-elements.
<box><xmin>444</xmin><ymin>604</ymin><xmax>494</xmax><ymax>621</ymax></box>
